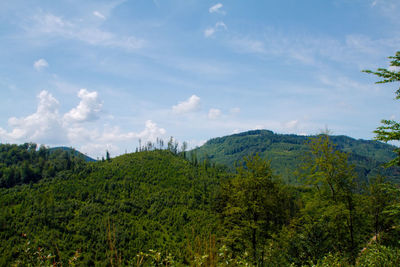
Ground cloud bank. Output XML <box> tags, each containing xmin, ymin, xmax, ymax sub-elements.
<box><xmin>0</xmin><ymin>90</ymin><xmax>166</xmax><ymax>158</ymax></box>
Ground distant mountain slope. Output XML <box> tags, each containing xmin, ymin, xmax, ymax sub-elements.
<box><xmin>49</xmin><ymin>146</ymin><xmax>96</xmax><ymax>162</ymax></box>
<box><xmin>0</xmin><ymin>143</ymin><xmax>89</xmax><ymax>188</ymax></box>
<box><xmin>191</xmin><ymin>130</ymin><xmax>400</xmax><ymax>183</ymax></box>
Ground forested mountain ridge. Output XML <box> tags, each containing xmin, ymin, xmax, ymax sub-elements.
<box><xmin>49</xmin><ymin>146</ymin><xmax>96</xmax><ymax>162</ymax></box>
<box><xmin>0</xmin><ymin>143</ymin><xmax>90</xmax><ymax>188</ymax></box>
<box><xmin>0</xmin><ymin>150</ymin><xmax>227</xmax><ymax>266</ymax></box>
<box><xmin>192</xmin><ymin>129</ymin><xmax>400</xmax><ymax>183</ymax></box>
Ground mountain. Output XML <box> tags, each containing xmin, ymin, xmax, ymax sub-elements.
<box><xmin>49</xmin><ymin>146</ymin><xmax>96</xmax><ymax>162</ymax></box>
<box><xmin>0</xmin><ymin>143</ymin><xmax>91</xmax><ymax>188</ymax></box>
<box><xmin>0</xmin><ymin>150</ymin><xmax>225</xmax><ymax>265</ymax></box>
<box><xmin>191</xmin><ymin>130</ymin><xmax>400</xmax><ymax>184</ymax></box>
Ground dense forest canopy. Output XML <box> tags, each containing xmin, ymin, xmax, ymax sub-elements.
<box><xmin>1</xmin><ymin>133</ymin><xmax>400</xmax><ymax>266</ymax></box>
<box><xmin>0</xmin><ymin>143</ymin><xmax>89</xmax><ymax>188</ymax></box>
<box><xmin>192</xmin><ymin>129</ymin><xmax>400</xmax><ymax>184</ymax></box>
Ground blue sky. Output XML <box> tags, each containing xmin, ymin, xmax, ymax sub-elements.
<box><xmin>0</xmin><ymin>0</ymin><xmax>399</xmax><ymax>158</ymax></box>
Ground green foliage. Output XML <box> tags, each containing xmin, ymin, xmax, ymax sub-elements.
<box><xmin>192</xmin><ymin>130</ymin><xmax>400</xmax><ymax>184</ymax></box>
<box><xmin>365</xmin><ymin>175</ymin><xmax>400</xmax><ymax>236</ymax></box>
<box><xmin>218</xmin><ymin>154</ymin><xmax>295</xmax><ymax>265</ymax></box>
<box><xmin>1</xmin><ymin>137</ymin><xmax>400</xmax><ymax>266</ymax></box>
<box><xmin>0</xmin><ymin>150</ymin><xmax>228</xmax><ymax>266</ymax></box>
<box><xmin>357</xmin><ymin>244</ymin><xmax>400</xmax><ymax>267</ymax></box>
<box><xmin>364</xmin><ymin>51</ymin><xmax>400</xmax><ymax>167</ymax></box>
<box><xmin>363</xmin><ymin>51</ymin><xmax>400</xmax><ymax>98</ymax></box>
<box><xmin>277</xmin><ymin>135</ymin><xmax>364</xmax><ymax>264</ymax></box>
<box><xmin>0</xmin><ymin>143</ymin><xmax>88</xmax><ymax>188</ymax></box>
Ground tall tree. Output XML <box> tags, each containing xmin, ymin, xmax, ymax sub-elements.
<box><xmin>363</xmin><ymin>51</ymin><xmax>400</xmax><ymax>166</ymax></box>
<box><xmin>300</xmin><ymin>134</ymin><xmax>359</xmax><ymax>260</ymax></box>
<box><xmin>220</xmin><ymin>154</ymin><xmax>292</xmax><ymax>265</ymax></box>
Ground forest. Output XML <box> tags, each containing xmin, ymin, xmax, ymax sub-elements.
<box><xmin>0</xmin><ymin>53</ymin><xmax>400</xmax><ymax>266</ymax></box>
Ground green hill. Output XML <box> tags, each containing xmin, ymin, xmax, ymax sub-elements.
<box><xmin>191</xmin><ymin>130</ymin><xmax>400</xmax><ymax>184</ymax></box>
<box><xmin>49</xmin><ymin>146</ymin><xmax>96</xmax><ymax>162</ymax></box>
<box><xmin>0</xmin><ymin>150</ymin><xmax>226</xmax><ymax>266</ymax></box>
<box><xmin>0</xmin><ymin>143</ymin><xmax>89</xmax><ymax>188</ymax></box>
<box><xmin>1</xmin><ymin>140</ymin><xmax>400</xmax><ymax>266</ymax></box>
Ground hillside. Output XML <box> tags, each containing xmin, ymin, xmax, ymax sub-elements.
<box><xmin>0</xmin><ymin>143</ymin><xmax>88</xmax><ymax>188</ymax></box>
<box><xmin>0</xmin><ymin>150</ymin><xmax>226</xmax><ymax>266</ymax></box>
<box><xmin>1</xmin><ymin>142</ymin><xmax>400</xmax><ymax>266</ymax></box>
<box><xmin>49</xmin><ymin>146</ymin><xmax>96</xmax><ymax>162</ymax></box>
<box><xmin>191</xmin><ymin>130</ymin><xmax>400</xmax><ymax>183</ymax></box>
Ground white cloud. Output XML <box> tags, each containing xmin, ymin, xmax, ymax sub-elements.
<box><xmin>137</xmin><ymin>120</ymin><xmax>166</xmax><ymax>141</ymax></box>
<box><xmin>209</xmin><ymin>3</ymin><xmax>225</xmax><ymax>14</ymax></box>
<box><xmin>0</xmin><ymin>90</ymin><xmax>166</xmax><ymax>158</ymax></box>
<box><xmin>0</xmin><ymin>91</ymin><xmax>67</xmax><ymax>144</ymax></box>
<box><xmin>208</xmin><ymin>108</ymin><xmax>221</xmax><ymax>119</ymax></box>
<box><xmin>27</xmin><ymin>12</ymin><xmax>145</xmax><ymax>51</ymax></box>
<box><xmin>33</xmin><ymin>59</ymin><xmax>49</xmax><ymax>71</ymax></box>
<box><xmin>93</xmin><ymin>11</ymin><xmax>106</xmax><ymax>20</ymax></box>
<box><xmin>172</xmin><ymin>95</ymin><xmax>201</xmax><ymax>114</ymax></box>
<box><xmin>64</xmin><ymin>89</ymin><xmax>103</xmax><ymax>123</ymax></box>
<box><xmin>204</xmin><ymin>21</ymin><xmax>227</xmax><ymax>38</ymax></box>
<box><xmin>204</xmin><ymin>28</ymin><xmax>216</xmax><ymax>38</ymax></box>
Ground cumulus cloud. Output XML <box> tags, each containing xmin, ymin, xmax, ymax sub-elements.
<box><xmin>208</xmin><ymin>108</ymin><xmax>221</xmax><ymax>119</ymax></box>
<box><xmin>33</xmin><ymin>59</ymin><xmax>49</xmax><ymax>71</ymax></box>
<box><xmin>137</xmin><ymin>120</ymin><xmax>166</xmax><ymax>140</ymax></box>
<box><xmin>93</xmin><ymin>11</ymin><xmax>106</xmax><ymax>20</ymax></box>
<box><xmin>69</xmin><ymin>120</ymin><xmax>166</xmax><ymax>158</ymax></box>
<box><xmin>204</xmin><ymin>21</ymin><xmax>227</xmax><ymax>38</ymax></box>
<box><xmin>209</xmin><ymin>3</ymin><xmax>225</xmax><ymax>14</ymax></box>
<box><xmin>0</xmin><ymin>91</ymin><xmax>66</xmax><ymax>144</ymax></box>
<box><xmin>64</xmin><ymin>89</ymin><xmax>103</xmax><ymax>123</ymax></box>
<box><xmin>27</xmin><ymin>12</ymin><xmax>145</xmax><ymax>50</ymax></box>
<box><xmin>172</xmin><ymin>95</ymin><xmax>201</xmax><ymax>114</ymax></box>
<box><xmin>0</xmin><ymin>90</ymin><xmax>166</xmax><ymax>158</ymax></box>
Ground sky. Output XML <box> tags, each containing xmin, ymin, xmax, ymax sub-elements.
<box><xmin>0</xmin><ymin>0</ymin><xmax>399</xmax><ymax>159</ymax></box>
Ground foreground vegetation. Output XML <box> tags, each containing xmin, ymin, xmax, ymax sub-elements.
<box><xmin>1</xmin><ymin>134</ymin><xmax>400</xmax><ymax>266</ymax></box>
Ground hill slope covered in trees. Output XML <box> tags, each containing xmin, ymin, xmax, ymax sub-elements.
<box><xmin>191</xmin><ymin>130</ymin><xmax>400</xmax><ymax>184</ymax></box>
<box><xmin>1</xmin><ymin>137</ymin><xmax>400</xmax><ymax>266</ymax></box>
<box><xmin>0</xmin><ymin>149</ymin><xmax>227</xmax><ymax>265</ymax></box>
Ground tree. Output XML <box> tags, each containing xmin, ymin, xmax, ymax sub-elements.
<box><xmin>106</xmin><ymin>150</ymin><xmax>111</xmax><ymax>162</ymax></box>
<box><xmin>366</xmin><ymin>175</ymin><xmax>398</xmax><ymax>236</ymax></box>
<box><xmin>300</xmin><ymin>134</ymin><xmax>359</xmax><ymax>260</ymax></box>
<box><xmin>220</xmin><ymin>154</ymin><xmax>292</xmax><ymax>265</ymax></box>
<box><xmin>363</xmin><ymin>51</ymin><xmax>400</xmax><ymax>166</ymax></box>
